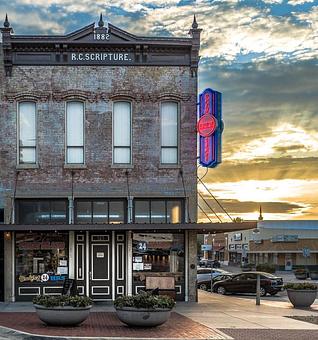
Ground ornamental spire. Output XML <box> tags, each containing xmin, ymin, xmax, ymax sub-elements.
<box><xmin>98</xmin><ymin>13</ymin><xmax>104</xmax><ymax>27</ymax></box>
<box><xmin>258</xmin><ymin>205</ymin><xmax>264</xmax><ymax>221</ymax></box>
<box><xmin>192</xmin><ymin>14</ymin><xmax>198</xmax><ymax>29</ymax></box>
<box><xmin>4</xmin><ymin>13</ymin><xmax>10</xmax><ymax>28</ymax></box>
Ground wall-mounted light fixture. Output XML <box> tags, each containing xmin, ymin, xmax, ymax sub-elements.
<box><xmin>4</xmin><ymin>231</ymin><xmax>11</xmax><ymax>240</ymax></box>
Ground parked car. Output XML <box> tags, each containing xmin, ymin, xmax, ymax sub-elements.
<box><xmin>197</xmin><ymin>268</ymin><xmax>231</xmax><ymax>290</ymax></box>
<box><xmin>199</xmin><ymin>259</ymin><xmax>221</xmax><ymax>268</ymax></box>
<box><xmin>197</xmin><ymin>273</ymin><xmax>233</xmax><ymax>291</ymax></box>
<box><xmin>212</xmin><ymin>272</ymin><xmax>284</xmax><ymax>297</ymax></box>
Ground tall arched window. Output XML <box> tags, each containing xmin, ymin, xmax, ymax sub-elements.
<box><xmin>66</xmin><ymin>101</ymin><xmax>84</xmax><ymax>164</ymax></box>
<box><xmin>18</xmin><ymin>101</ymin><xmax>37</xmax><ymax>164</ymax></box>
<box><xmin>161</xmin><ymin>101</ymin><xmax>179</xmax><ymax>164</ymax></box>
<box><xmin>113</xmin><ymin>101</ymin><xmax>131</xmax><ymax>164</ymax></box>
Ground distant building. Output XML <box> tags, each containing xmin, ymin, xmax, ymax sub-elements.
<box><xmin>226</xmin><ymin>220</ymin><xmax>318</xmax><ymax>270</ymax></box>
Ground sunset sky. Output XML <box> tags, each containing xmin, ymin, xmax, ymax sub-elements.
<box><xmin>1</xmin><ymin>0</ymin><xmax>317</xmax><ymax>222</ymax></box>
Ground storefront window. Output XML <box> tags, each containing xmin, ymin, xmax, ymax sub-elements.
<box><xmin>75</xmin><ymin>199</ymin><xmax>126</xmax><ymax>224</ymax></box>
<box><xmin>132</xmin><ymin>233</ymin><xmax>184</xmax><ymax>288</ymax></box>
<box><xmin>16</xmin><ymin>232</ymin><xmax>69</xmax><ymax>283</ymax></box>
<box><xmin>134</xmin><ymin>199</ymin><xmax>183</xmax><ymax>223</ymax></box>
<box><xmin>16</xmin><ymin>199</ymin><xmax>68</xmax><ymax>224</ymax></box>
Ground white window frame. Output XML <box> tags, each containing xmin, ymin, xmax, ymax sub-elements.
<box><xmin>160</xmin><ymin>101</ymin><xmax>180</xmax><ymax>164</ymax></box>
<box><xmin>65</xmin><ymin>101</ymin><xmax>85</xmax><ymax>164</ymax></box>
<box><xmin>112</xmin><ymin>101</ymin><xmax>132</xmax><ymax>165</ymax></box>
<box><xmin>17</xmin><ymin>101</ymin><xmax>37</xmax><ymax>165</ymax></box>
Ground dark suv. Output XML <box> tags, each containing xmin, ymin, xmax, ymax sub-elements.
<box><xmin>212</xmin><ymin>272</ymin><xmax>283</xmax><ymax>296</ymax></box>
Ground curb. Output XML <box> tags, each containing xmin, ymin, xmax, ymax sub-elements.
<box><xmin>0</xmin><ymin>325</ymin><xmax>233</xmax><ymax>340</ymax></box>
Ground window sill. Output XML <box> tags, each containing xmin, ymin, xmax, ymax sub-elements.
<box><xmin>158</xmin><ymin>164</ymin><xmax>181</xmax><ymax>169</ymax></box>
<box><xmin>16</xmin><ymin>164</ymin><xmax>39</xmax><ymax>170</ymax></box>
<box><xmin>111</xmin><ymin>164</ymin><xmax>134</xmax><ymax>169</ymax></box>
<box><xmin>64</xmin><ymin>164</ymin><xmax>87</xmax><ymax>169</ymax></box>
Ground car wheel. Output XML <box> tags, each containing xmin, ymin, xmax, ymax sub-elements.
<box><xmin>260</xmin><ymin>287</ymin><xmax>267</xmax><ymax>297</ymax></box>
<box><xmin>199</xmin><ymin>283</ymin><xmax>207</xmax><ymax>291</ymax></box>
<box><xmin>217</xmin><ymin>286</ymin><xmax>226</xmax><ymax>295</ymax></box>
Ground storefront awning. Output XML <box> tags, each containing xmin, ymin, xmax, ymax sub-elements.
<box><xmin>0</xmin><ymin>222</ymin><xmax>256</xmax><ymax>233</ymax></box>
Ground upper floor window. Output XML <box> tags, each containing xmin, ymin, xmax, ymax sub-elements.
<box><xmin>75</xmin><ymin>199</ymin><xmax>126</xmax><ymax>224</ymax></box>
<box><xmin>134</xmin><ymin>199</ymin><xmax>183</xmax><ymax>224</ymax></box>
<box><xmin>161</xmin><ymin>102</ymin><xmax>179</xmax><ymax>164</ymax></box>
<box><xmin>113</xmin><ymin>101</ymin><xmax>131</xmax><ymax>164</ymax></box>
<box><xmin>18</xmin><ymin>102</ymin><xmax>36</xmax><ymax>164</ymax></box>
<box><xmin>66</xmin><ymin>101</ymin><xmax>84</xmax><ymax>164</ymax></box>
<box><xmin>16</xmin><ymin>199</ymin><xmax>68</xmax><ymax>224</ymax></box>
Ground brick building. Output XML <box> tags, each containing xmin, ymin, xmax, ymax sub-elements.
<box><xmin>0</xmin><ymin>14</ymin><xmax>255</xmax><ymax>302</ymax></box>
<box><xmin>0</xmin><ymin>13</ymin><xmax>203</xmax><ymax>302</ymax></box>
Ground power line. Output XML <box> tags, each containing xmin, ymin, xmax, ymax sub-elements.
<box><xmin>197</xmin><ymin>176</ymin><xmax>234</xmax><ymax>222</ymax></box>
<box><xmin>198</xmin><ymin>203</ymin><xmax>213</xmax><ymax>223</ymax></box>
<box><xmin>198</xmin><ymin>191</ymin><xmax>223</xmax><ymax>223</ymax></box>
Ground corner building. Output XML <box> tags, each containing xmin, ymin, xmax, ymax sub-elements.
<box><xmin>0</xmin><ymin>15</ymin><xmax>201</xmax><ymax>302</ymax></box>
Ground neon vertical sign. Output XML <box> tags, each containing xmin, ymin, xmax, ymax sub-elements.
<box><xmin>198</xmin><ymin>88</ymin><xmax>223</xmax><ymax>168</ymax></box>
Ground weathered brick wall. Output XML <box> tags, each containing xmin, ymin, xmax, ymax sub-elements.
<box><xmin>0</xmin><ymin>64</ymin><xmax>198</xmax><ymax>221</ymax></box>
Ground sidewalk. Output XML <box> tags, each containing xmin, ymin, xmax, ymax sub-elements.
<box><xmin>0</xmin><ymin>291</ymin><xmax>317</xmax><ymax>339</ymax></box>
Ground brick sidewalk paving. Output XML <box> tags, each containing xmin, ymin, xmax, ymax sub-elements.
<box><xmin>0</xmin><ymin>312</ymin><xmax>228</xmax><ymax>339</ymax></box>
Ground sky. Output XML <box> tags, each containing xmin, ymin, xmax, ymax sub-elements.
<box><xmin>0</xmin><ymin>0</ymin><xmax>317</xmax><ymax>222</ymax></box>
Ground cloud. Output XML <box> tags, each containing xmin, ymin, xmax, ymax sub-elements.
<box><xmin>199</xmin><ymin>197</ymin><xmax>306</xmax><ymax>214</ymax></box>
<box><xmin>288</xmin><ymin>0</ymin><xmax>314</xmax><ymax>5</ymax></box>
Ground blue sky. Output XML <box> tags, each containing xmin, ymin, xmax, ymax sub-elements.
<box><xmin>1</xmin><ymin>0</ymin><xmax>318</xmax><ymax>221</ymax></box>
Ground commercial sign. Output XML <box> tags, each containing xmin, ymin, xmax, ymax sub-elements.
<box><xmin>271</xmin><ymin>235</ymin><xmax>298</xmax><ymax>243</ymax></box>
<box><xmin>198</xmin><ymin>88</ymin><xmax>223</xmax><ymax>168</ymax></box>
<box><xmin>201</xmin><ymin>244</ymin><xmax>213</xmax><ymax>251</ymax></box>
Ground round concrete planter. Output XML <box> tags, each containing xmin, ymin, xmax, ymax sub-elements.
<box><xmin>34</xmin><ymin>304</ymin><xmax>92</xmax><ymax>326</ymax></box>
<box><xmin>115</xmin><ymin>307</ymin><xmax>172</xmax><ymax>327</ymax></box>
<box><xmin>309</xmin><ymin>272</ymin><xmax>318</xmax><ymax>280</ymax></box>
<box><xmin>294</xmin><ymin>272</ymin><xmax>308</xmax><ymax>280</ymax></box>
<box><xmin>286</xmin><ymin>289</ymin><xmax>317</xmax><ymax>308</ymax></box>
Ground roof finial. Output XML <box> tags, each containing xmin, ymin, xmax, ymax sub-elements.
<box><xmin>258</xmin><ymin>205</ymin><xmax>263</xmax><ymax>221</ymax></box>
<box><xmin>98</xmin><ymin>13</ymin><xmax>104</xmax><ymax>27</ymax></box>
<box><xmin>192</xmin><ymin>14</ymin><xmax>198</xmax><ymax>29</ymax></box>
<box><xmin>4</xmin><ymin>13</ymin><xmax>10</xmax><ymax>28</ymax></box>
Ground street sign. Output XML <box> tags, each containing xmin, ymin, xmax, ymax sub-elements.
<box><xmin>302</xmin><ymin>248</ymin><xmax>311</xmax><ymax>257</ymax></box>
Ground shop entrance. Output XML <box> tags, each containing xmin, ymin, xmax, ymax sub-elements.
<box><xmin>0</xmin><ymin>233</ymin><xmax>4</xmax><ymax>301</ymax></box>
<box><xmin>75</xmin><ymin>232</ymin><xmax>126</xmax><ymax>301</ymax></box>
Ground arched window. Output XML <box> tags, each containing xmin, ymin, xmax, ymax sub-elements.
<box><xmin>161</xmin><ymin>101</ymin><xmax>179</xmax><ymax>164</ymax></box>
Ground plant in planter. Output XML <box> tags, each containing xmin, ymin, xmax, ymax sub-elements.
<box><xmin>309</xmin><ymin>271</ymin><xmax>318</xmax><ymax>280</ymax></box>
<box><xmin>33</xmin><ymin>295</ymin><xmax>93</xmax><ymax>326</ymax></box>
<box><xmin>284</xmin><ymin>282</ymin><xmax>317</xmax><ymax>308</ymax></box>
<box><xmin>294</xmin><ymin>268</ymin><xmax>309</xmax><ymax>280</ymax></box>
<box><xmin>256</xmin><ymin>263</ymin><xmax>276</xmax><ymax>274</ymax></box>
<box><xmin>114</xmin><ymin>292</ymin><xmax>175</xmax><ymax>327</ymax></box>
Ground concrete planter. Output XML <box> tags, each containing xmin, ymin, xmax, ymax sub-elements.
<box><xmin>310</xmin><ymin>272</ymin><xmax>318</xmax><ymax>280</ymax></box>
<box><xmin>294</xmin><ymin>272</ymin><xmax>308</xmax><ymax>280</ymax></box>
<box><xmin>34</xmin><ymin>304</ymin><xmax>92</xmax><ymax>326</ymax></box>
<box><xmin>286</xmin><ymin>289</ymin><xmax>317</xmax><ymax>308</ymax></box>
<box><xmin>115</xmin><ymin>307</ymin><xmax>172</xmax><ymax>327</ymax></box>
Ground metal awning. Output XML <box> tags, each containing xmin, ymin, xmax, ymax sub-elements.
<box><xmin>0</xmin><ymin>222</ymin><xmax>256</xmax><ymax>233</ymax></box>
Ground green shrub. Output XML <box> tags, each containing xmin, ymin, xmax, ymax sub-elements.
<box><xmin>33</xmin><ymin>295</ymin><xmax>93</xmax><ymax>308</ymax></box>
<box><xmin>284</xmin><ymin>283</ymin><xmax>317</xmax><ymax>290</ymax></box>
<box><xmin>256</xmin><ymin>263</ymin><xmax>276</xmax><ymax>274</ymax></box>
<box><xmin>114</xmin><ymin>292</ymin><xmax>175</xmax><ymax>310</ymax></box>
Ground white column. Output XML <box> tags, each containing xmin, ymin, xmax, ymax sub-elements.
<box><xmin>127</xmin><ymin>231</ymin><xmax>133</xmax><ymax>296</ymax></box>
<box><xmin>68</xmin><ymin>231</ymin><xmax>75</xmax><ymax>279</ymax></box>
